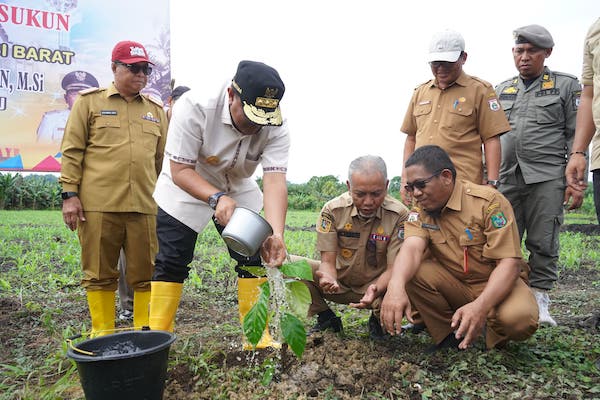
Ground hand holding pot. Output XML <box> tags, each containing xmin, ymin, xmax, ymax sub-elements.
<box><xmin>213</xmin><ymin>195</ymin><xmax>236</xmax><ymax>226</ymax></box>
<box><xmin>260</xmin><ymin>233</ymin><xmax>287</xmax><ymax>267</ymax></box>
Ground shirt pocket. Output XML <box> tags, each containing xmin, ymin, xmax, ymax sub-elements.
<box><xmin>535</xmin><ymin>96</ymin><xmax>563</xmax><ymax>125</ymax></box>
<box><xmin>90</xmin><ymin>116</ymin><xmax>122</xmax><ymax>145</ymax></box>
<box><xmin>413</xmin><ymin>102</ymin><xmax>432</xmax><ymax>120</ymax></box>
<box><xmin>445</xmin><ymin>102</ymin><xmax>474</xmax><ymax>133</ymax></box>
<box><xmin>459</xmin><ymin>228</ymin><xmax>486</xmax><ymax>261</ymax></box>
<box><xmin>337</xmin><ymin>237</ymin><xmax>360</xmax><ymax>270</ymax></box>
<box><xmin>142</xmin><ymin>121</ymin><xmax>161</xmax><ymax>151</ymax></box>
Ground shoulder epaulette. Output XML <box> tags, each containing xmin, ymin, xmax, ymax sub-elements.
<box><xmin>464</xmin><ymin>182</ymin><xmax>495</xmax><ymax>201</ymax></box>
<box><xmin>382</xmin><ymin>196</ymin><xmax>410</xmax><ymax>216</ymax></box>
<box><xmin>144</xmin><ymin>93</ymin><xmax>164</xmax><ymax>107</ymax></box>
<box><xmin>79</xmin><ymin>87</ymin><xmax>101</xmax><ymax>95</ymax></box>
<box><xmin>470</xmin><ymin>76</ymin><xmax>494</xmax><ymax>88</ymax></box>
<box><xmin>415</xmin><ymin>79</ymin><xmax>434</xmax><ymax>90</ymax></box>
<box><xmin>552</xmin><ymin>71</ymin><xmax>579</xmax><ymax>81</ymax></box>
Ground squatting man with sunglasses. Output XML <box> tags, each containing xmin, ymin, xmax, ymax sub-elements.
<box><xmin>290</xmin><ymin>155</ymin><xmax>409</xmax><ymax>340</ymax></box>
<box><xmin>60</xmin><ymin>41</ymin><xmax>167</xmax><ymax>336</ymax></box>
<box><xmin>380</xmin><ymin>145</ymin><xmax>539</xmax><ymax>352</ymax></box>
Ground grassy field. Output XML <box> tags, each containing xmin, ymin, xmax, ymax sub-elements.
<box><xmin>0</xmin><ymin>209</ymin><xmax>599</xmax><ymax>399</ymax></box>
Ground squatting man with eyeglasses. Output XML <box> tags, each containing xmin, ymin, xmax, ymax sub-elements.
<box><xmin>60</xmin><ymin>40</ymin><xmax>167</xmax><ymax>337</ymax></box>
<box><xmin>290</xmin><ymin>155</ymin><xmax>409</xmax><ymax>340</ymax></box>
<box><xmin>399</xmin><ymin>30</ymin><xmax>510</xmax><ymax>205</ymax></box>
<box><xmin>380</xmin><ymin>145</ymin><xmax>539</xmax><ymax>352</ymax></box>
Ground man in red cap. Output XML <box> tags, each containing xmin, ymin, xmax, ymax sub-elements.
<box><xmin>60</xmin><ymin>40</ymin><xmax>168</xmax><ymax>336</ymax></box>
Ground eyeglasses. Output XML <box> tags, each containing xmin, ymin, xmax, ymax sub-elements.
<box><xmin>115</xmin><ymin>61</ymin><xmax>152</xmax><ymax>75</ymax></box>
<box><xmin>404</xmin><ymin>171</ymin><xmax>442</xmax><ymax>193</ymax></box>
<box><xmin>429</xmin><ymin>60</ymin><xmax>457</xmax><ymax>69</ymax></box>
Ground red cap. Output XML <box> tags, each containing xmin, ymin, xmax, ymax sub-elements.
<box><xmin>111</xmin><ymin>40</ymin><xmax>153</xmax><ymax>64</ymax></box>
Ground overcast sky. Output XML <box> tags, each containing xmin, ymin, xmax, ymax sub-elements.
<box><xmin>170</xmin><ymin>0</ymin><xmax>598</xmax><ymax>183</ymax></box>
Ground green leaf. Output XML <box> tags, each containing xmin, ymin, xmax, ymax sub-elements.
<box><xmin>281</xmin><ymin>312</ymin><xmax>306</xmax><ymax>358</ymax></box>
<box><xmin>243</xmin><ymin>281</ymin><xmax>270</xmax><ymax>347</ymax></box>
<box><xmin>280</xmin><ymin>260</ymin><xmax>313</xmax><ymax>281</ymax></box>
<box><xmin>261</xmin><ymin>360</ymin><xmax>275</xmax><ymax>386</ymax></box>
<box><xmin>239</xmin><ymin>266</ymin><xmax>266</xmax><ymax>278</ymax></box>
<box><xmin>285</xmin><ymin>280</ymin><xmax>311</xmax><ymax>318</ymax></box>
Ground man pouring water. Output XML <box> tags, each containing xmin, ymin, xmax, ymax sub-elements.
<box><xmin>148</xmin><ymin>61</ymin><xmax>290</xmax><ymax>349</ymax></box>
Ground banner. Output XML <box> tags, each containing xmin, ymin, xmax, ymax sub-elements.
<box><xmin>0</xmin><ymin>0</ymin><xmax>171</xmax><ymax>171</ymax></box>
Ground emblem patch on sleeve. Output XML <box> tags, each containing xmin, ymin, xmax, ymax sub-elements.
<box><xmin>491</xmin><ymin>211</ymin><xmax>507</xmax><ymax>228</ymax></box>
<box><xmin>488</xmin><ymin>98</ymin><xmax>500</xmax><ymax>111</ymax></box>
<box><xmin>317</xmin><ymin>214</ymin><xmax>333</xmax><ymax>233</ymax></box>
<box><xmin>407</xmin><ymin>212</ymin><xmax>419</xmax><ymax>222</ymax></box>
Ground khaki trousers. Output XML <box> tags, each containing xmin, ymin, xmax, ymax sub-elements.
<box><xmin>78</xmin><ymin>212</ymin><xmax>157</xmax><ymax>291</ymax></box>
<box><xmin>406</xmin><ymin>259</ymin><xmax>539</xmax><ymax>349</ymax></box>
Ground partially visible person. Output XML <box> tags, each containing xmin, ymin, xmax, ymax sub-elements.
<box><xmin>60</xmin><ymin>40</ymin><xmax>167</xmax><ymax>336</ymax></box>
<box><xmin>292</xmin><ymin>155</ymin><xmax>409</xmax><ymax>340</ymax></box>
<box><xmin>496</xmin><ymin>24</ymin><xmax>582</xmax><ymax>326</ymax></box>
<box><xmin>148</xmin><ymin>61</ymin><xmax>289</xmax><ymax>350</ymax></box>
<box><xmin>381</xmin><ymin>145</ymin><xmax>538</xmax><ymax>352</ymax></box>
<box><xmin>166</xmin><ymin>85</ymin><xmax>190</xmax><ymax>121</ymax></box>
<box><xmin>400</xmin><ymin>30</ymin><xmax>510</xmax><ymax>204</ymax></box>
<box><xmin>36</xmin><ymin>70</ymin><xmax>99</xmax><ymax>144</ymax></box>
<box><xmin>566</xmin><ymin>17</ymin><xmax>600</xmax><ymax>222</ymax></box>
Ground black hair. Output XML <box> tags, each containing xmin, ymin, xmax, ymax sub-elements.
<box><xmin>405</xmin><ymin>145</ymin><xmax>456</xmax><ymax>180</ymax></box>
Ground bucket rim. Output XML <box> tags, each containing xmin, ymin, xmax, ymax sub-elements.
<box><xmin>67</xmin><ymin>330</ymin><xmax>176</xmax><ymax>362</ymax></box>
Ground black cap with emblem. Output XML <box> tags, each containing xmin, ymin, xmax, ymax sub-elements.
<box><xmin>61</xmin><ymin>70</ymin><xmax>99</xmax><ymax>92</ymax></box>
<box><xmin>232</xmin><ymin>60</ymin><xmax>285</xmax><ymax>126</ymax></box>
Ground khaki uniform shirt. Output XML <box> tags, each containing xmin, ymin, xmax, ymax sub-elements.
<box><xmin>496</xmin><ymin>67</ymin><xmax>580</xmax><ymax>184</ymax></box>
<box><xmin>583</xmin><ymin>18</ymin><xmax>600</xmax><ymax>170</ymax></box>
<box><xmin>405</xmin><ymin>180</ymin><xmax>522</xmax><ymax>284</ymax></box>
<box><xmin>153</xmin><ymin>82</ymin><xmax>290</xmax><ymax>232</ymax></box>
<box><xmin>60</xmin><ymin>83</ymin><xmax>167</xmax><ymax>214</ymax></box>
<box><xmin>316</xmin><ymin>192</ymin><xmax>409</xmax><ymax>293</ymax></box>
<box><xmin>401</xmin><ymin>72</ymin><xmax>510</xmax><ymax>184</ymax></box>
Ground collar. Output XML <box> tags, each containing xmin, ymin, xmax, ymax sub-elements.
<box><xmin>431</xmin><ymin>71</ymin><xmax>469</xmax><ymax>89</ymax></box>
<box><xmin>443</xmin><ymin>179</ymin><xmax>464</xmax><ymax>213</ymax></box>
<box><xmin>108</xmin><ymin>82</ymin><xmax>142</xmax><ymax>101</ymax></box>
<box><xmin>350</xmin><ymin>202</ymin><xmax>383</xmax><ymax>220</ymax></box>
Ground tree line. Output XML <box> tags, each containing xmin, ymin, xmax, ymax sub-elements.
<box><xmin>1</xmin><ymin>173</ymin><xmax>595</xmax><ymax>216</ymax></box>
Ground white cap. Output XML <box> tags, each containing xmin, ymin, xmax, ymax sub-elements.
<box><xmin>427</xmin><ymin>30</ymin><xmax>465</xmax><ymax>62</ymax></box>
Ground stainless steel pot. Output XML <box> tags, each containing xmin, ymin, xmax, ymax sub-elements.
<box><xmin>221</xmin><ymin>207</ymin><xmax>273</xmax><ymax>256</ymax></box>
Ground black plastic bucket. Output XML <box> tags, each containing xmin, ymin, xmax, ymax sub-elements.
<box><xmin>67</xmin><ymin>330</ymin><xmax>176</xmax><ymax>400</ymax></box>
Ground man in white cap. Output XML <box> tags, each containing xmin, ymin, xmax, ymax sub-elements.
<box><xmin>36</xmin><ymin>70</ymin><xmax>98</xmax><ymax>144</ymax></box>
<box><xmin>496</xmin><ymin>24</ymin><xmax>583</xmax><ymax>326</ymax></box>
<box><xmin>400</xmin><ymin>30</ymin><xmax>510</xmax><ymax>203</ymax></box>
<box><xmin>148</xmin><ymin>60</ymin><xmax>289</xmax><ymax>350</ymax></box>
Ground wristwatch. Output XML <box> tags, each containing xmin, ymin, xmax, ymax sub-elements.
<box><xmin>486</xmin><ymin>180</ymin><xmax>500</xmax><ymax>188</ymax></box>
<box><xmin>208</xmin><ymin>191</ymin><xmax>226</xmax><ymax>210</ymax></box>
<box><xmin>61</xmin><ymin>191</ymin><xmax>78</xmax><ymax>200</ymax></box>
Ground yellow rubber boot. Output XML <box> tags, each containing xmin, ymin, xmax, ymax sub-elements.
<box><xmin>133</xmin><ymin>290</ymin><xmax>151</xmax><ymax>329</ymax></box>
<box><xmin>238</xmin><ymin>277</ymin><xmax>280</xmax><ymax>350</ymax></box>
<box><xmin>86</xmin><ymin>290</ymin><xmax>116</xmax><ymax>338</ymax></box>
<box><xmin>148</xmin><ymin>281</ymin><xmax>183</xmax><ymax>332</ymax></box>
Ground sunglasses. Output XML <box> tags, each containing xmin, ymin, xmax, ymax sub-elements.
<box><xmin>115</xmin><ymin>61</ymin><xmax>152</xmax><ymax>76</ymax></box>
<box><xmin>429</xmin><ymin>60</ymin><xmax>457</xmax><ymax>69</ymax></box>
<box><xmin>404</xmin><ymin>170</ymin><xmax>442</xmax><ymax>193</ymax></box>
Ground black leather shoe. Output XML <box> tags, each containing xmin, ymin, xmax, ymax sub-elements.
<box><xmin>368</xmin><ymin>313</ymin><xmax>387</xmax><ymax>341</ymax></box>
<box><xmin>309</xmin><ymin>315</ymin><xmax>343</xmax><ymax>335</ymax></box>
<box><xmin>425</xmin><ymin>332</ymin><xmax>462</xmax><ymax>354</ymax></box>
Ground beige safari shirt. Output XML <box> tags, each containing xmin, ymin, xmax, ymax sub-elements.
<box><xmin>316</xmin><ymin>192</ymin><xmax>409</xmax><ymax>293</ymax></box>
<box><xmin>153</xmin><ymin>82</ymin><xmax>290</xmax><ymax>232</ymax></box>
<box><xmin>401</xmin><ymin>72</ymin><xmax>511</xmax><ymax>183</ymax></box>
<box><xmin>405</xmin><ymin>180</ymin><xmax>522</xmax><ymax>284</ymax></box>
<box><xmin>60</xmin><ymin>83</ymin><xmax>167</xmax><ymax>214</ymax></box>
<box><xmin>582</xmin><ymin>17</ymin><xmax>600</xmax><ymax>170</ymax></box>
